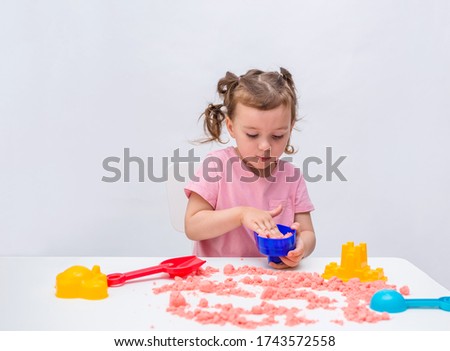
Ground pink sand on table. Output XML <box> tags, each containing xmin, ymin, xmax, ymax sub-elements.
<box><xmin>153</xmin><ymin>264</ymin><xmax>406</xmax><ymax>329</ymax></box>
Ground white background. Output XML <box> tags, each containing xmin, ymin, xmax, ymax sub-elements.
<box><xmin>1</xmin><ymin>0</ymin><xmax>449</xmax><ymax>289</ymax></box>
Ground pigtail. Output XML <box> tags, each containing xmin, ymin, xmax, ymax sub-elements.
<box><xmin>279</xmin><ymin>67</ymin><xmax>298</xmax><ymax>155</ymax></box>
<box><xmin>218</xmin><ymin>71</ymin><xmax>240</xmax><ymax>108</ymax></box>
<box><xmin>198</xmin><ymin>103</ymin><xmax>226</xmax><ymax>144</ymax></box>
<box><xmin>197</xmin><ymin>71</ymin><xmax>241</xmax><ymax>144</ymax></box>
<box><xmin>279</xmin><ymin>67</ymin><xmax>295</xmax><ymax>90</ymax></box>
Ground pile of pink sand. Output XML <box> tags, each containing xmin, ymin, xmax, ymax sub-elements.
<box><xmin>152</xmin><ymin>264</ymin><xmax>409</xmax><ymax>329</ymax></box>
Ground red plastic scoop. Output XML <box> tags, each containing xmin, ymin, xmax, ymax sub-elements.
<box><xmin>107</xmin><ymin>256</ymin><xmax>206</xmax><ymax>287</ymax></box>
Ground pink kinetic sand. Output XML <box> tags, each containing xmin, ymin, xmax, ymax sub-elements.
<box><xmin>399</xmin><ymin>285</ymin><xmax>410</xmax><ymax>295</ymax></box>
<box><xmin>153</xmin><ymin>264</ymin><xmax>408</xmax><ymax>329</ymax></box>
<box><xmin>257</xmin><ymin>230</ymin><xmax>293</xmax><ymax>239</ymax></box>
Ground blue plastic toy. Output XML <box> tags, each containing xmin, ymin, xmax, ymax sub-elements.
<box><xmin>370</xmin><ymin>289</ymin><xmax>450</xmax><ymax>313</ymax></box>
<box><xmin>254</xmin><ymin>224</ymin><xmax>296</xmax><ymax>264</ymax></box>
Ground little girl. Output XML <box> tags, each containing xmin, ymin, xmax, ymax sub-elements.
<box><xmin>184</xmin><ymin>68</ymin><xmax>315</xmax><ymax>269</ymax></box>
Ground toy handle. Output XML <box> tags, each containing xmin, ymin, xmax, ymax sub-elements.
<box><xmin>122</xmin><ymin>265</ymin><xmax>166</xmax><ymax>281</ymax></box>
<box><xmin>107</xmin><ymin>265</ymin><xmax>166</xmax><ymax>287</ymax></box>
<box><xmin>406</xmin><ymin>298</ymin><xmax>440</xmax><ymax>309</ymax></box>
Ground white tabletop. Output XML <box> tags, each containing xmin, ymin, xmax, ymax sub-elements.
<box><xmin>0</xmin><ymin>256</ymin><xmax>449</xmax><ymax>331</ymax></box>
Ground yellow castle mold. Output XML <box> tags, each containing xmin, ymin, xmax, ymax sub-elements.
<box><xmin>322</xmin><ymin>242</ymin><xmax>387</xmax><ymax>282</ymax></box>
<box><xmin>55</xmin><ymin>265</ymin><xmax>108</xmax><ymax>300</ymax></box>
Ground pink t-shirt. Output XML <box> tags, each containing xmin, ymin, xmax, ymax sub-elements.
<box><xmin>184</xmin><ymin>147</ymin><xmax>314</xmax><ymax>257</ymax></box>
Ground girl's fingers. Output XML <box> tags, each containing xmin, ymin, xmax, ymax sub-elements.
<box><xmin>290</xmin><ymin>222</ymin><xmax>300</xmax><ymax>231</ymax></box>
<box><xmin>259</xmin><ymin>219</ymin><xmax>282</xmax><ymax>238</ymax></box>
<box><xmin>268</xmin><ymin>204</ymin><xmax>282</xmax><ymax>217</ymax></box>
<box><xmin>281</xmin><ymin>256</ymin><xmax>297</xmax><ymax>266</ymax></box>
<box><xmin>260</xmin><ymin>219</ymin><xmax>275</xmax><ymax>236</ymax></box>
<box><xmin>253</xmin><ymin>224</ymin><xmax>263</xmax><ymax>236</ymax></box>
<box><xmin>269</xmin><ymin>255</ymin><xmax>298</xmax><ymax>269</ymax></box>
<box><xmin>287</xmin><ymin>246</ymin><xmax>302</xmax><ymax>257</ymax></box>
<box><xmin>269</xmin><ymin>261</ymin><xmax>289</xmax><ymax>269</ymax></box>
<box><xmin>254</xmin><ymin>222</ymin><xmax>270</xmax><ymax>237</ymax></box>
<box><xmin>281</xmin><ymin>249</ymin><xmax>304</xmax><ymax>266</ymax></box>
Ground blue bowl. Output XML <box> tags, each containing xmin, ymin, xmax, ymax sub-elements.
<box><xmin>254</xmin><ymin>224</ymin><xmax>296</xmax><ymax>264</ymax></box>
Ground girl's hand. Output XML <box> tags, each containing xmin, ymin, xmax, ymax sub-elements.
<box><xmin>269</xmin><ymin>221</ymin><xmax>304</xmax><ymax>269</ymax></box>
<box><xmin>241</xmin><ymin>205</ymin><xmax>282</xmax><ymax>237</ymax></box>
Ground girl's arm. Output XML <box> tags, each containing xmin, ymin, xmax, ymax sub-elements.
<box><xmin>293</xmin><ymin>211</ymin><xmax>316</xmax><ymax>258</ymax></box>
<box><xmin>269</xmin><ymin>212</ymin><xmax>316</xmax><ymax>269</ymax></box>
<box><xmin>184</xmin><ymin>192</ymin><xmax>243</xmax><ymax>240</ymax></box>
<box><xmin>184</xmin><ymin>192</ymin><xmax>282</xmax><ymax>241</ymax></box>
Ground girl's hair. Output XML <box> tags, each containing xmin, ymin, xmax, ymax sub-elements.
<box><xmin>199</xmin><ymin>67</ymin><xmax>298</xmax><ymax>154</ymax></box>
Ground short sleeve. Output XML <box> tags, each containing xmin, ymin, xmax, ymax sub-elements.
<box><xmin>184</xmin><ymin>155</ymin><xmax>223</xmax><ymax>209</ymax></box>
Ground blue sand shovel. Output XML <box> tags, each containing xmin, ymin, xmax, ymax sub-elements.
<box><xmin>370</xmin><ymin>289</ymin><xmax>450</xmax><ymax>313</ymax></box>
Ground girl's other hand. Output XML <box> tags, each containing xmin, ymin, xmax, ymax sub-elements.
<box><xmin>241</xmin><ymin>204</ymin><xmax>282</xmax><ymax>237</ymax></box>
<box><xmin>269</xmin><ymin>223</ymin><xmax>304</xmax><ymax>269</ymax></box>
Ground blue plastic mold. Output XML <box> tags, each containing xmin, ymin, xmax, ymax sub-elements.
<box><xmin>254</xmin><ymin>224</ymin><xmax>296</xmax><ymax>264</ymax></box>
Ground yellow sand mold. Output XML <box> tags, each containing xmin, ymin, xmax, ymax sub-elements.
<box><xmin>55</xmin><ymin>265</ymin><xmax>108</xmax><ymax>300</ymax></box>
<box><xmin>322</xmin><ymin>242</ymin><xmax>387</xmax><ymax>282</ymax></box>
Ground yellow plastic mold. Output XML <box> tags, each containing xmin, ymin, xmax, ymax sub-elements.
<box><xmin>322</xmin><ymin>242</ymin><xmax>387</xmax><ymax>282</ymax></box>
<box><xmin>55</xmin><ymin>265</ymin><xmax>108</xmax><ymax>300</ymax></box>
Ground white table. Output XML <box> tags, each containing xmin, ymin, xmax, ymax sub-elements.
<box><xmin>0</xmin><ymin>257</ymin><xmax>449</xmax><ymax>330</ymax></box>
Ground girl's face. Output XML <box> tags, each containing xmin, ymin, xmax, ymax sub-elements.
<box><xmin>225</xmin><ymin>102</ymin><xmax>293</xmax><ymax>173</ymax></box>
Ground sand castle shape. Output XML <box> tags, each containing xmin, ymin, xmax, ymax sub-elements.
<box><xmin>322</xmin><ymin>242</ymin><xmax>387</xmax><ymax>282</ymax></box>
<box><xmin>55</xmin><ymin>265</ymin><xmax>108</xmax><ymax>300</ymax></box>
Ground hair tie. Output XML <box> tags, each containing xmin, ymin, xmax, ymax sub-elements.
<box><xmin>207</xmin><ymin>104</ymin><xmax>224</xmax><ymax>120</ymax></box>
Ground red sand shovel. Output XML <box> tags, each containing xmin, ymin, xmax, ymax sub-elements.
<box><xmin>107</xmin><ymin>255</ymin><xmax>206</xmax><ymax>287</ymax></box>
